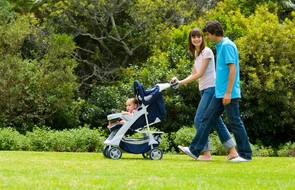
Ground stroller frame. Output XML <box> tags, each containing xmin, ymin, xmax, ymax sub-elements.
<box><xmin>102</xmin><ymin>82</ymin><xmax>176</xmax><ymax>160</ymax></box>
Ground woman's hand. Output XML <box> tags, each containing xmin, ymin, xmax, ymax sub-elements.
<box><xmin>169</xmin><ymin>77</ymin><xmax>179</xmax><ymax>89</ymax></box>
<box><xmin>169</xmin><ymin>77</ymin><xmax>179</xmax><ymax>84</ymax></box>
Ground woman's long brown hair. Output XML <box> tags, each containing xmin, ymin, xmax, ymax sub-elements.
<box><xmin>188</xmin><ymin>28</ymin><xmax>205</xmax><ymax>59</ymax></box>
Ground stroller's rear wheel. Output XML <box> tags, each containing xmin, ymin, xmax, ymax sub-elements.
<box><xmin>109</xmin><ymin>147</ymin><xmax>122</xmax><ymax>160</ymax></box>
<box><xmin>102</xmin><ymin>145</ymin><xmax>109</xmax><ymax>158</ymax></box>
<box><xmin>149</xmin><ymin>148</ymin><xmax>163</xmax><ymax>160</ymax></box>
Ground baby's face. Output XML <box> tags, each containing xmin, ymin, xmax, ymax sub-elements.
<box><xmin>125</xmin><ymin>99</ymin><xmax>137</xmax><ymax>112</ymax></box>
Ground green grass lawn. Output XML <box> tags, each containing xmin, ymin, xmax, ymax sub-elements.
<box><xmin>0</xmin><ymin>151</ymin><xmax>294</xmax><ymax>190</ymax></box>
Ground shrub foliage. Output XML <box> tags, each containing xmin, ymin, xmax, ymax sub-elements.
<box><xmin>0</xmin><ymin>127</ymin><xmax>105</xmax><ymax>152</ymax></box>
<box><xmin>1</xmin><ymin>126</ymin><xmax>293</xmax><ymax>157</ymax></box>
<box><xmin>0</xmin><ymin>0</ymin><xmax>294</xmax><ymax>149</ymax></box>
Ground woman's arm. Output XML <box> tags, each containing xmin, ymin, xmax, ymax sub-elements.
<box><xmin>178</xmin><ymin>58</ymin><xmax>210</xmax><ymax>86</ymax></box>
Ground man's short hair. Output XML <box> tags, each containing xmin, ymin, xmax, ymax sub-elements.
<box><xmin>203</xmin><ymin>21</ymin><xmax>224</xmax><ymax>36</ymax></box>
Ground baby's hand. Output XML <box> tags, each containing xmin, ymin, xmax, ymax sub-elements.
<box><xmin>121</xmin><ymin>111</ymin><xmax>128</xmax><ymax>115</ymax></box>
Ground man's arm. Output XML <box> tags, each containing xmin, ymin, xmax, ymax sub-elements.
<box><xmin>223</xmin><ymin>63</ymin><xmax>236</xmax><ymax>105</ymax></box>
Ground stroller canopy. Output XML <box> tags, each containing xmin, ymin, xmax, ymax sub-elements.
<box><xmin>133</xmin><ymin>81</ymin><xmax>166</xmax><ymax>122</ymax></box>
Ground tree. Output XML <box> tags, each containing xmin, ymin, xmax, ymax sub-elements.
<box><xmin>36</xmin><ymin>0</ymin><xmax>220</xmax><ymax>96</ymax></box>
<box><xmin>0</xmin><ymin>15</ymin><xmax>80</xmax><ymax>131</ymax></box>
<box><xmin>215</xmin><ymin>0</ymin><xmax>295</xmax><ymax>20</ymax></box>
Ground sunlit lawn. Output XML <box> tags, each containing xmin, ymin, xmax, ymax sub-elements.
<box><xmin>0</xmin><ymin>151</ymin><xmax>294</xmax><ymax>189</ymax></box>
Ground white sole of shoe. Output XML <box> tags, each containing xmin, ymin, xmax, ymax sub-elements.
<box><xmin>178</xmin><ymin>145</ymin><xmax>198</xmax><ymax>160</ymax></box>
<box><xmin>230</xmin><ymin>156</ymin><xmax>251</xmax><ymax>162</ymax></box>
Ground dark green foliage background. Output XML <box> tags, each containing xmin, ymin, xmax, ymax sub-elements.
<box><xmin>0</xmin><ymin>0</ymin><xmax>294</xmax><ymax>149</ymax></box>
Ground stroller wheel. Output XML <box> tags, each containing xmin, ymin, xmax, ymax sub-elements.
<box><xmin>102</xmin><ymin>145</ymin><xmax>109</xmax><ymax>158</ymax></box>
<box><xmin>142</xmin><ymin>152</ymin><xmax>150</xmax><ymax>159</ymax></box>
<box><xmin>149</xmin><ymin>148</ymin><xmax>163</xmax><ymax>160</ymax></box>
<box><xmin>109</xmin><ymin>147</ymin><xmax>122</xmax><ymax>160</ymax></box>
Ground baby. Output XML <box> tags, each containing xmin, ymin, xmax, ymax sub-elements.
<box><xmin>108</xmin><ymin>97</ymin><xmax>138</xmax><ymax>128</ymax></box>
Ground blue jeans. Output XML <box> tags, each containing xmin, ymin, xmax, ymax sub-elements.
<box><xmin>189</xmin><ymin>95</ymin><xmax>252</xmax><ymax>160</ymax></box>
<box><xmin>194</xmin><ymin>87</ymin><xmax>236</xmax><ymax>152</ymax></box>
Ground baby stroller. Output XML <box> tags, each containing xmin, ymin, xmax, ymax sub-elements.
<box><xmin>102</xmin><ymin>80</ymin><xmax>176</xmax><ymax>160</ymax></box>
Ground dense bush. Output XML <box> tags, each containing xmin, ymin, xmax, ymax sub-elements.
<box><xmin>0</xmin><ymin>126</ymin><xmax>294</xmax><ymax>157</ymax></box>
<box><xmin>26</xmin><ymin>127</ymin><xmax>53</xmax><ymax>151</ymax></box>
<box><xmin>158</xmin><ymin>133</ymin><xmax>176</xmax><ymax>154</ymax></box>
<box><xmin>277</xmin><ymin>142</ymin><xmax>295</xmax><ymax>157</ymax></box>
<box><xmin>0</xmin><ymin>127</ymin><xmax>106</xmax><ymax>152</ymax></box>
<box><xmin>251</xmin><ymin>144</ymin><xmax>276</xmax><ymax>157</ymax></box>
<box><xmin>0</xmin><ymin>128</ymin><xmax>30</xmax><ymax>150</ymax></box>
<box><xmin>173</xmin><ymin>126</ymin><xmax>195</xmax><ymax>147</ymax></box>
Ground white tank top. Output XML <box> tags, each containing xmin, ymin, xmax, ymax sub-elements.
<box><xmin>194</xmin><ymin>47</ymin><xmax>216</xmax><ymax>91</ymax></box>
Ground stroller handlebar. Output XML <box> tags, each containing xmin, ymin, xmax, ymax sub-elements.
<box><xmin>156</xmin><ymin>82</ymin><xmax>178</xmax><ymax>92</ymax></box>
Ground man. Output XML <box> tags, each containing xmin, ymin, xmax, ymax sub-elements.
<box><xmin>178</xmin><ymin>21</ymin><xmax>252</xmax><ymax>162</ymax></box>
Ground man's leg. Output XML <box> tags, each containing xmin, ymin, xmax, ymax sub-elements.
<box><xmin>214</xmin><ymin>116</ymin><xmax>238</xmax><ymax>160</ymax></box>
<box><xmin>224</xmin><ymin>98</ymin><xmax>252</xmax><ymax>160</ymax></box>
<box><xmin>215</xmin><ymin>116</ymin><xmax>236</xmax><ymax>149</ymax></box>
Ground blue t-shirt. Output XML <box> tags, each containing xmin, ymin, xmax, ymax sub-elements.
<box><xmin>215</xmin><ymin>37</ymin><xmax>241</xmax><ymax>98</ymax></box>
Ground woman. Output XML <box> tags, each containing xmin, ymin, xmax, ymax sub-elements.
<box><xmin>171</xmin><ymin>28</ymin><xmax>238</xmax><ymax>161</ymax></box>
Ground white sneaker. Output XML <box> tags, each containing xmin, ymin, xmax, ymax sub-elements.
<box><xmin>230</xmin><ymin>156</ymin><xmax>251</xmax><ymax>162</ymax></box>
<box><xmin>178</xmin><ymin>145</ymin><xmax>198</xmax><ymax>160</ymax></box>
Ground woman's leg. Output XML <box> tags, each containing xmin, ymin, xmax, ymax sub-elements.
<box><xmin>189</xmin><ymin>95</ymin><xmax>223</xmax><ymax>157</ymax></box>
<box><xmin>194</xmin><ymin>88</ymin><xmax>215</xmax><ymax>153</ymax></box>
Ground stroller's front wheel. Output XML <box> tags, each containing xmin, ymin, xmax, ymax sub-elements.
<box><xmin>149</xmin><ymin>148</ymin><xmax>163</xmax><ymax>160</ymax></box>
<box><xmin>109</xmin><ymin>147</ymin><xmax>122</xmax><ymax>160</ymax></box>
